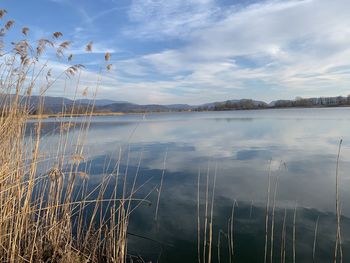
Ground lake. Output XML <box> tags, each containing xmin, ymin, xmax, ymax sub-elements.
<box><xmin>33</xmin><ymin>108</ymin><xmax>350</xmax><ymax>262</ymax></box>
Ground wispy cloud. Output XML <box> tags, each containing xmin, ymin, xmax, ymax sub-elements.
<box><xmin>124</xmin><ymin>0</ymin><xmax>221</xmax><ymax>39</ymax></box>
<box><xmin>111</xmin><ymin>0</ymin><xmax>350</xmax><ymax>103</ymax></box>
<box><xmin>7</xmin><ymin>0</ymin><xmax>350</xmax><ymax>103</ymax></box>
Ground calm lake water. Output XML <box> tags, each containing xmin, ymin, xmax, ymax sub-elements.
<box><xmin>34</xmin><ymin>108</ymin><xmax>350</xmax><ymax>262</ymax></box>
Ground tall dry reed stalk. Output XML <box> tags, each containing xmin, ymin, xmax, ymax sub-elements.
<box><xmin>197</xmin><ymin>163</ymin><xmax>217</xmax><ymax>263</ymax></box>
<box><xmin>312</xmin><ymin>216</ymin><xmax>319</xmax><ymax>263</ymax></box>
<box><xmin>293</xmin><ymin>202</ymin><xmax>297</xmax><ymax>263</ymax></box>
<box><xmin>228</xmin><ymin>200</ymin><xmax>237</xmax><ymax>263</ymax></box>
<box><xmin>280</xmin><ymin>208</ymin><xmax>287</xmax><ymax>263</ymax></box>
<box><xmin>155</xmin><ymin>149</ymin><xmax>168</xmax><ymax>221</ymax></box>
<box><xmin>264</xmin><ymin>160</ymin><xmax>272</xmax><ymax>263</ymax></box>
<box><xmin>197</xmin><ymin>167</ymin><xmax>202</xmax><ymax>263</ymax></box>
<box><xmin>270</xmin><ymin>170</ymin><xmax>279</xmax><ymax>263</ymax></box>
<box><xmin>207</xmin><ymin>164</ymin><xmax>217</xmax><ymax>263</ymax></box>
<box><xmin>334</xmin><ymin>139</ymin><xmax>343</xmax><ymax>263</ymax></box>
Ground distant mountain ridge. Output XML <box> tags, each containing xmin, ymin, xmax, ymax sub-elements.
<box><xmin>3</xmin><ymin>95</ymin><xmax>350</xmax><ymax>114</ymax></box>
<box><xmin>75</xmin><ymin>99</ymin><xmax>127</xmax><ymax>106</ymax></box>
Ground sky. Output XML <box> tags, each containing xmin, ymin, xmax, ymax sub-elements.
<box><xmin>2</xmin><ymin>0</ymin><xmax>350</xmax><ymax>104</ymax></box>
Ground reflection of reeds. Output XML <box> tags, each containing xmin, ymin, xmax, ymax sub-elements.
<box><xmin>249</xmin><ymin>200</ymin><xmax>254</xmax><ymax>218</ymax></box>
<box><xmin>217</xmin><ymin>230</ymin><xmax>222</xmax><ymax>263</ymax></box>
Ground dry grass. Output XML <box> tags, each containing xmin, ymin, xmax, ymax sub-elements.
<box><xmin>0</xmin><ymin>10</ymin><xmax>149</xmax><ymax>263</ymax></box>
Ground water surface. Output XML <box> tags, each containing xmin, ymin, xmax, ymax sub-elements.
<box><xmin>36</xmin><ymin>108</ymin><xmax>350</xmax><ymax>262</ymax></box>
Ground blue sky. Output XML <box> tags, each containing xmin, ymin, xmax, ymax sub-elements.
<box><xmin>3</xmin><ymin>0</ymin><xmax>350</xmax><ymax>104</ymax></box>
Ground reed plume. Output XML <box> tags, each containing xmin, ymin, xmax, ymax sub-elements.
<box><xmin>22</xmin><ymin>27</ymin><xmax>29</xmax><ymax>36</ymax></box>
<box><xmin>86</xmin><ymin>41</ymin><xmax>93</xmax><ymax>52</ymax></box>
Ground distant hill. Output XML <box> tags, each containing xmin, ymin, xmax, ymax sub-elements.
<box><xmin>196</xmin><ymin>99</ymin><xmax>268</xmax><ymax>111</ymax></box>
<box><xmin>96</xmin><ymin>102</ymin><xmax>182</xmax><ymax>113</ymax></box>
<box><xmin>269</xmin><ymin>96</ymin><xmax>350</xmax><ymax>108</ymax></box>
<box><xmin>3</xmin><ymin>94</ymin><xmax>350</xmax><ymax>114</ymax></box>
<box><xmin>75</xmin><ymin>99</ymin><xmax>125</xmax><ymax>106</ymax></box>
<box><xmin>166</xmin><ymin>104</ymin><xmax>194</xmax><ymax>110</ymax></box>
<box><xmin>33</xmin><ymin>96</ymin><xmax>123</xmax><ymax>113</ymax></box>
<box><xmin>0</xmin><ymin>95</ymin><xmax>122</xmax><ymax>114</ymax></box>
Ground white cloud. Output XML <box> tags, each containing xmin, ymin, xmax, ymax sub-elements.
<box><xmin>108</xmin><ymin>0</ymin><xmax>350</xmax><ymax>103</ymax></box>
<box><xmin>125</xmin><ymin>0</ymin><xmax>220</xmax><ymax>39</ymax></box>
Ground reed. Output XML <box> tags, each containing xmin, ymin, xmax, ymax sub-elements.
<box><xmin>280</xmin><ymin>208</ymin><xmax>287</xmax><ymax>263</ymax></box>
<box><xmin>312</xmin><ymin>216</ymin><xmax>319</xmax><ymax>263</ymax></box>
<box><xmin>270</xmin><ymin>170</ymin><xmax>279</xmax><ymax>263</ymax></box>
<box><xmin>203</xmin><ymin>164</ymin><xmax>210</xmax><ymax>263</ymax></box>
<box><xmin>197</xmin><ymin>163</ymin><xmax>218</xmax><ymax>263</ymax></box>
<box><xmin>264</xmin><ymin>160</ymin><xmax>272</xmax><ymax>263</ymax></box>
<box><xmin>197</xmin><ymin>168</ymin><xmax>202</xmax><ymax>263</ymax></box>
<box><xmin>207</xmin><ymin>163</ymin><xmax>217</xmax><ymax>263</ymax></box>
<box><xmin>334</xmin><ymin>139</ymin><xmax>343</xmax><ymax>263</ymax></box>
<box><xmin>228</xmin><ymin>200</ymin><xmax>237</xmax><ymax>263</ymax></box>
<box><xmin>155</xmin><ymin>149</ymin><xmax>168</xmax><ymax>221</ymax></box>
<box><xmin>293</xmin><ymin>202</ymin><xmax>297</xmax><ymax>263</ymax></box>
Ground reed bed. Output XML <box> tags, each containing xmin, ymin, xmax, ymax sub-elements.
<box><xmin>196</xmin><ymin>153</ymin><xmax>345</xmax><ymax>263</ymax></box>
<box><xmin>0</xmin><ymin>10</ymin><xmax>151</xmax><ymax>263</ymax></box>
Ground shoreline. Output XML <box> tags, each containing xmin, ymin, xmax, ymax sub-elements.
<box><xmin>27</xmin><ymin>112</ymin><xmax>125</xmax><ymax>119</ymax></box>
<box><xmin>27</xmin><ymin>105</ymin><xmax>350</xmax><ymax>119</ymax></box>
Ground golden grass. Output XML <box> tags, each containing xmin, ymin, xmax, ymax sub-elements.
<box><xmin>0</xmin><ymin>10</ymin><xmax>149</xmax><ymax>263</ymax></box>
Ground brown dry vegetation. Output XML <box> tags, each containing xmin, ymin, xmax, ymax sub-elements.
<box><xmin>0</xmin><ymin>10</ymin><xmax>149</xmax><ymax>263</ymax></box>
